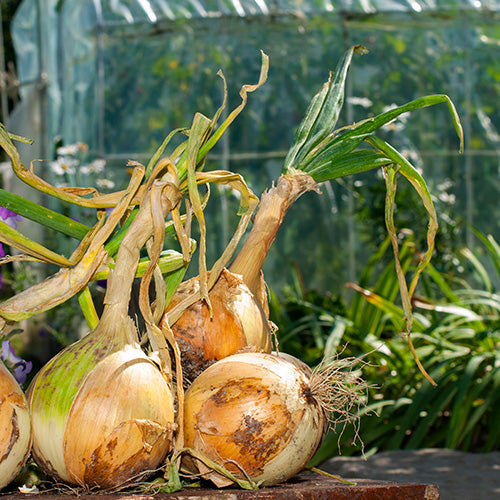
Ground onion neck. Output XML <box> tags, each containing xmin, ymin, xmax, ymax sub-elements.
<box><xmin>100</xmin><ymin>179</ymin><xmax>180</xmax><ymax>343</ymax></box>
<box><xmin>229</xmin><ymin>172</ymin><xmax>318</xmax><ymax>305</ymax></box>
<box><xmin>103</xmin><ymin>196</ymin><xmax>154</xmax><ymax>317</ymax></box>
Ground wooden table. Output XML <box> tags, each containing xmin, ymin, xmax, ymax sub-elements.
<box><xmin>2</xmin><ymin>473</ymin><xmax>439</xmax><ymax>499</ymax></box>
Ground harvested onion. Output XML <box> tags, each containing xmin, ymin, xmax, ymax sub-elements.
<box><xmin>0</xmin><ymin>361</ymin><xmax>31</xmax><ymax>490</ymax></box>
<box><xmin>163</xmin><ymin>174</ymin><xmax>317</xmax><ymax>382</ymax></box>
<box><xmin>183</xmin><ymin>351</ymin><xmax>365</xmax><ymax>487</ymax></box>
<box><xmin>27</xmin><ymin>322</ymin><xmax>175</xmax><ymax>489</ymax></box>
<box><xmin>163</xmin><ymin>268</ymin><xmax>272</xmax><ymax>381</ymax></box>
<box><xmin>27</xmin><ymin>179</ymin><xmax>178</xmax><ymax>489</ymax></box>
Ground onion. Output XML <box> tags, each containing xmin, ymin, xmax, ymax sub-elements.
<box><xmin>161</xmin><ymin>174</ymin><xmax>319</xmax><ymax>384</ymax></box>
<box><xmin>182</xmin><ymin>351</ymin><xmax>366</xmax><ymax>487</ymax></box>
<box><xmin>0</xmin><ymin>361</ymin><xmax>31</xmax><ymax>490</ymax></box>
<box><xmin>27</xmin><ymin>324</ymin><xmax>175</xmax><ymax>489</ymax></box>
<box><xmin>163</xmin><ymin>268</ymin><xmax>272</xmax><ymax>381</ymax></box>
<box><xmin>27</xmin><ymin>178</ymin><xmax>179</xmax><ymax>489</ymax></box>
<box><xmin>273</xmin><ymin>350</ymin><xmax>313</xmax><ymax>376</ymax></box>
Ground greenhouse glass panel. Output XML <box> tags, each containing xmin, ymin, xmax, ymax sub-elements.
<box><xmin>8</xmin><ymin>0</ymin><xmax>500</xmax><ymax>294</ymax></box>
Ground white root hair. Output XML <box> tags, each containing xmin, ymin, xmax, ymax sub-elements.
<box><xmin>309</xmin><ymin>351</ymin><xmax>372</xmax><ymax>450</ymax></box>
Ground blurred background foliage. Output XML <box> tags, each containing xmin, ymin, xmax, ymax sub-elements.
<box><xmin>288</xmin><ymin>228</ymin><xmax>500</xmax><ymax>459</ymax></box>
<box><xmin>0</xmin><ymin>0</ymin><xmax>500</xmax><ymax>460</ymax></box>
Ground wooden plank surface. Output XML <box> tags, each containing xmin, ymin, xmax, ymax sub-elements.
<box><xmin>2</xmin><ymin>474</ymin><xmax>439</xmax><ymax>499</ymax></box>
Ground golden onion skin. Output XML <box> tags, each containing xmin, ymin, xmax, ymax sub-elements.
<box><xmin>164</xmin><ymin>269</ymin><xmax>272</xmax><ymax>381</ymax></box>
<box><xmin>28</xmin><ymin>324</ymin><xmax>176</xmax><ymax>489</ymax></box>
<box><xmin>0</xmin><ymin>362</ymin><xmax>32</xmax><ymax>490</ymax></box>
<box><xmin>183</xmin><ymin>351</ymin><xmax>325</xmax><ymax>487</ymax></box>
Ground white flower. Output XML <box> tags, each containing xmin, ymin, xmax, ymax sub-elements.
<box><xmin>80</xmin><ymin>159</ymin><xmax>106</xmax><ymax>175</ymax></box>
<box><xmin>50</xmin><ymin>157</ymin><xmax>77</xmax><ymax>176</ymax></box>
<box><xmin>96</xmin><ymin>178</ymin><xmax>115</xmax><ymax>190</ymax></box>
<box><xmin>438</xmin><ymin>192</ymin><xmax>456</xmax><ymax>204</ymax></box>
<box><xmin>385</xmin><ymin>121</ymin><xmax>405</xmax><ymax>132</ymax></box>
<box><xmin>381</xmin><ymin>103</ymin><xmax>410</xmax><ymax>132</ymax></box>
<box><xmin>92</xmin><ymin>158</ymin><xmax>106</xmax><ymax>172</ymax></box>
<box><xmin>437</xmin><ymin>180</ymin><xmax>453</xmax><ymax>191</ymax></box>
<box><xmin>347</xmin><ymin>96</ymin><xmax>373</xmax><ymax>108</ymax></box>
<box><xmin>56</xmin><ymin>142</ymin><xmax>88</xmax><ymax>156</ymax></box>
<box><xmin>56</xmin><ymin>144</ymin><xmax>79</xmax><ymax>156</ymax></box>
<box><xmin>401</xmin><ymin>149</ymin><xmax>421</xmax><ymax>167</ymax></box>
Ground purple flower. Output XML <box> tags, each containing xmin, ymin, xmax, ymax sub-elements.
<box><xmin>0</xmin><ymin>208</ymin><xmax>22</xmax><ymax>288</ymax></box>
<box><xmin>0</xmin><ymin>244</ymin><xmax>4</xmax><ymax>288</ymax></box>
<box><xmin>0</xmin><ymin>207</ymin><xmax>22</xmax><ymax>230</ymax></box>
<box><xmin>1</xmin><ymin>340</ymin><xmax>32</xmax><ymax>385</ymax></box>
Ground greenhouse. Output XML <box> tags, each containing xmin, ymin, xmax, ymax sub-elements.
<box><xmin>0</xmin><ymin>0</ymin><xmax>500</xmax><ymax>497</ymax></box>
<box><xmin>6</xmin><ymin>0</ymin><xmax>499</xmax><ymax>292</ymax></box>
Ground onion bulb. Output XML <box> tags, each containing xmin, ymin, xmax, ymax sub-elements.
<box><xmin>183</xmin><ymin>351</ymin><xmax>365</xmax><ymax>487</ymax></box>
<box><xmin>162</xmin><ymin>175</ymin><xmax>319</xmax><ymax>382</ymax></box>
<box><xmin>27</xmin><ymin>180</ymin><xmax>178</xmax><ymax>489</ymax></box>
<box><xmin>163</xmin><ymin>269</ymin><xmax>272</xmax><ymax>381</ymax></box>
<box><xmin>27</xmin><ymin>318</ymin><xmax>175</xmax><ymax>489</ymax></box>
<box><xmin>0</xmin><ymin>361</ymin><xmax>31</xmax><ymax>490</ymax></box>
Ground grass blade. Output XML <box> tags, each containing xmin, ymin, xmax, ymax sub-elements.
<box><xmin>388</xmin><ymin>364</ymin><xmax>457</xmax><ymax>449</ymax></box>
<box><xmin>445</xmin><ymin>355</ymin><xmax>488</xmax><ymax>448</ymax></box>
<box><xmin>460</xmin><ymin>247</ymin><xmax>492</xmax><ymax>293</ymax></box>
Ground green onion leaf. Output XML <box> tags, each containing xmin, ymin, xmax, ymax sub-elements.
<box><xmin>0</xmin><ymin>188</ymin><xmax>91</xmax><ymax>240</ymax></box>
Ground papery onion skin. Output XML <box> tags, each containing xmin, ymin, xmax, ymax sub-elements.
<box><xmin>183</xmin><ymin>351</ymin><xmax>325</xmax><ymax>487</ymax></box>
<box><xmin>273</xmin><ymin>351</ymin><xmax>313</xmax><ymax>377</ymax></box>
<box><xmin>164</xmin><ymin>269</ymin><xmax>272</xmax><ymax>381</ymax></box>
<box><xmin>0</xmin><ymin>361</ymin><xmax>32</xmax><ymax>490</ymax></box>
<box><xmin>27</xmin><ymin>316</ymin><xmax>176</xmax><ymax>489</ymax></box>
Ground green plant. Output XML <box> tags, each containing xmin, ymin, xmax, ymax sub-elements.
<box><xmin>270</xmin><ymin>229</ymin><xmax>500</xmax><ymax>463</ymax></box>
